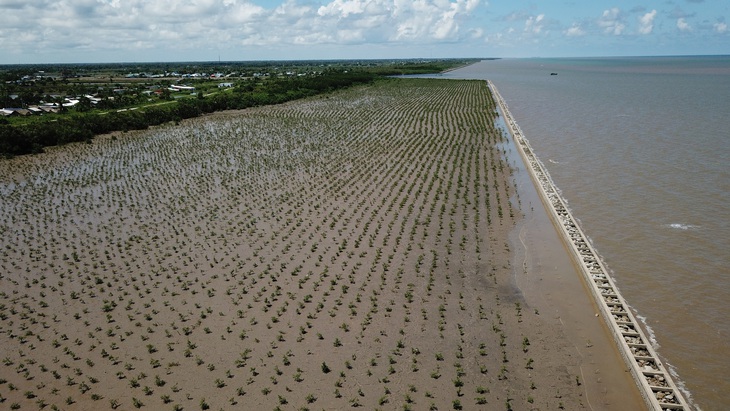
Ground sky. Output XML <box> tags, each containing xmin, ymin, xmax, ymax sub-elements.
<box><xmin>1</xmin><ymin>0</ymin><xmax>728</xmax><ymax>64</ymax></box>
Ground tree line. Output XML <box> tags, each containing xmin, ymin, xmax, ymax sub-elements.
<box><xmin>0</xmin><ymin>71</ymin><xmax>376</xmax><ymax>157</ymax></box>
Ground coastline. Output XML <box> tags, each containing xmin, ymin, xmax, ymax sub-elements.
<box><xmin>0</xmin><ymin>79</ymin><xmax>633</xmax><ymax>410</ymax></box>
<box><xmin>489</xmin><ymin>80</ymin><xmax>690</xmax><ymax>410</ymax></box>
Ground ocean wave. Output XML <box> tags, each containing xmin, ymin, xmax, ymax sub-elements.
<box><xmin>665</xmin><ymin>223</ymin><xmax>701</xmax><ymax>230</ymax></box>
<box><xmin>548</xmin><ymin>159</ymin><xmax>560</xmax><ymax>164</ymax></box>
<box><xmin>635</xmin><ymin>313</ymin><xmax>660</xmax><ymax>350</ymax></box>
<box><xmin>635</xmin><ymin>310</ymin><xmax>704</xmax><ymax>410</ymax></box>
<box><xmin>667</xmin><ymin>362</ymin><xmax>703</xmax><ymax>411</ymax></box>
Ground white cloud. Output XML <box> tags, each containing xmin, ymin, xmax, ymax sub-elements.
<box><xmin>524</xmin><ymin>14</ymin><xmax>545</xmax><ymax>34</ymax></box>
<box><xmin>638</xmin><ymin>10</ymin><xmax>657</xmax><ymax>35</ymax></box>
<box><xmin>0</xmin><ymin>0</ymin><xmax>484</xmax><ymax>60</ymax></box>
<box><xmin>317</xmin><ymin>0</ymin><xmax>369</xmax><ymax>18</ymax></box>
<box><xmin>3</xmin><ymin>0</ymin><xmax>727</xmax><ymax>62</ymax></box>
<box><xmin>598</xmin><ymin>7</ymin><xmax>626</xmax><ymax>35</ymax></box>
<box><xmin>225</xmin><ymin>3</ymin><xmax>267</xmax><ymax>25</ymax></box>
<box><xmin>483</xmin><ymin>32</ymin><xmax>503</xmax><ymax>44</ymax></box>
<box><xmin>564</xmin><ymin>24</ymin><xmax>585</xmax><ymax>37</ymax></box>
<box><xmin>677</xmin><ymin>17</ymin><xmax>692</xmax><ymax>32</ymax></box>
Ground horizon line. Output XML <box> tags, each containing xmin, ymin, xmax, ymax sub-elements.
<box><xmin>1</xmin><ymin>54</ymin><xmax>728</xmax><ymax>67</ymax></box>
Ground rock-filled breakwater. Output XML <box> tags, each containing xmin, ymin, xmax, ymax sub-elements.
<box><xmin>489</xmin><ymin>81</ymin><xmax>689</xmax><ymax>411</ymax></box>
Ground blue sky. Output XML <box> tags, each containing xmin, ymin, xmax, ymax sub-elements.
<box><xmin>1</xmin><ymin>0</ymin><xmax>728</xmax><ymax>64</ymax></box>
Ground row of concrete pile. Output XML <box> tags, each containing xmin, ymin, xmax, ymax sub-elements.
<box><xmin>488</xmin><ymin>81</ymin><xmax>689</xmax><ymax>411</ymax></box>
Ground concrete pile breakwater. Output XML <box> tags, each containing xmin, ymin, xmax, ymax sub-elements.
<box><xmin>488</xmin><ymin>81</ymin><xmax>689</xmax><ymax>411</ymax></box>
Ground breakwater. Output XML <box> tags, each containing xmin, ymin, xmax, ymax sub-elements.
<box><xmin>489</xmin><ymin>81</ymin><xmax>689</xmax><ymax>411</ymax></box>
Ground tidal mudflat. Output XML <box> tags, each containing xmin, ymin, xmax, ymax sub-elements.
<box><xmin>0</xmin><ymin>78</ymin><xmax>641</xmax><ymax>410</ymax></box>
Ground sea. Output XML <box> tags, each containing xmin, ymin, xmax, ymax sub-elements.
<box><xmin>440</xmin><ymin>56</ymin><xmax>730</xmax><ymax>410</ymax></box>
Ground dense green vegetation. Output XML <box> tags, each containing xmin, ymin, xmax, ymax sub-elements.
<box><xmin>0</xmin><ymin>71</ymin><xmax>375</xmax><ymax>156</ymax></box>
<box><xmin>0</xmin><ymin>59</ymin><xmax>478</xmax><ymax>157</ymax></box>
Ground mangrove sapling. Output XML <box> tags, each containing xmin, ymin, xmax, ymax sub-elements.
<box><xmin>0</xmin><ymin>77</ymin><xmax>572</xmax><ymax>411</ymax></box>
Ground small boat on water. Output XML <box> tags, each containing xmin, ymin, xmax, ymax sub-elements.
<box><xmin>550</xmin><ymin>72</ymin><xmax>558</xmax><ymax>75</ymax></box>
